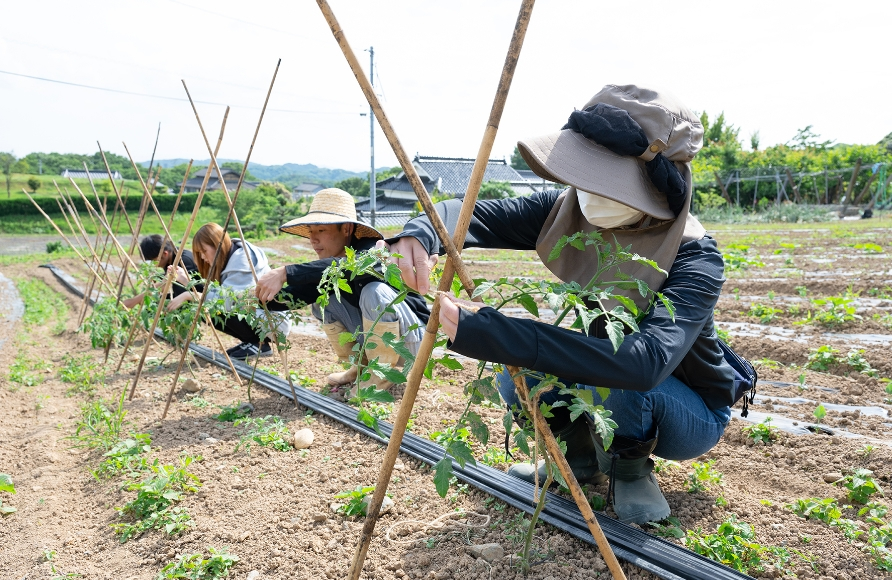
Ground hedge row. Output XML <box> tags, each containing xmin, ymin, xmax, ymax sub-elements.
<box><xmin>0</xmin><ymin>193</ymin><xmax>202</xmax><ymax>217</ymax></box>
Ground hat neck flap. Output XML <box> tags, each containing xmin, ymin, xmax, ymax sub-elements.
<box><xmin>535</xmin><ymin>164</ymin><xmax>698</xmax><ymax>310</ymax></box>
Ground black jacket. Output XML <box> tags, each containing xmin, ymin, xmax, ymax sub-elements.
<box><xmin>281</xmin><ymin>237</ymin><xmax>430</xmax><ymax>324</ymax></box>
<box><xmin>392</xmin><ymin>190</ymin><xmax>735</xmax><ymax>410</ymax></box>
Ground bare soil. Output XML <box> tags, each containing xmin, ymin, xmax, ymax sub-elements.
<box><xmin>2</xmin><ymin>217</ymin><xmax>892</xmax><ymax>580</ymax></box>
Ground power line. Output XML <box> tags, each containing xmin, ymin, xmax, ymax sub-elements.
<box><xmin>3</xmin><ymin>37</ymin><xmax>358</xmax><ymax>108</ymax></box>
<box><xmin>0</xmin><ymin>69</ymin><xmax>360</xmax><ymax>115</ymax></box>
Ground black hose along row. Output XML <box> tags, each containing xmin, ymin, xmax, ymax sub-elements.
<box><xmin>46</xmin><ymin>264</ymin><xmax>752</xmax><ymax>580</ymax></box>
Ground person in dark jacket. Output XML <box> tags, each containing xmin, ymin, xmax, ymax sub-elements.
<box><xmin>122</xmin><ymin>234</ymin><xmax>203</xmax><ymax>309</ymax></box>
<box><xmin>382</xmin><ymin>85</ymin><xmax>734</xmax><ymax>524</ymax></box>
<box><xmin>254</xmin><ymin>188</ymin><xmax>429</xmax><ymax>399</ymax></box>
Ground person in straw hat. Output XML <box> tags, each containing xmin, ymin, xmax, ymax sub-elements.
<box><xmin>255</xmin><ymin>188</ymin><xmax>429</xmax><ymax>399</ymax></box>
<box><xmin>381</xmin><ymin>85</ymin><xmax>739</xmax><ymax>525</ymax></box>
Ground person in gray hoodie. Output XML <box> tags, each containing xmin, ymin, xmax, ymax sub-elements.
<box><xmin>166</xmin><ymin>222</ymin><xmax>291</xmax><ymax>359</ymax></box>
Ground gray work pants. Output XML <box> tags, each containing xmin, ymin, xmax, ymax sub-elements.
<box><xmin>311</xmin><ymin>281</ymin><xmax>424</xmax><ymax>356</ymax></box>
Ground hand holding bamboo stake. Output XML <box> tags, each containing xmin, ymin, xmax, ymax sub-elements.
<box><xmin>507</xmin><ymin>366</ymin><xmax>626</xmax><ymax>580</ymax></box>
<box><xmin>162</xmin><ymin>61</ymin><xmax>293</xmax><ymax>420</ymax></box>
<box><xmin>330</xmin><ymin>1</ymin><xmax>538</xmax><ymax>577</ymax></box>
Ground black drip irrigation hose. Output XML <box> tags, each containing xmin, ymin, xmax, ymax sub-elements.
<box><xmin>45</xmin><ymin>263</ymin><xmax>754</xmax><ymax>580</ymax></box>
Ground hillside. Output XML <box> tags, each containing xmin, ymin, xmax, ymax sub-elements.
<box><xmin>147</xmin><ymin>159</ymin><xmax>365</xmax><ymax>188</ymax></box>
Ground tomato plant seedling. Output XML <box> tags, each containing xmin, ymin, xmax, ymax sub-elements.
<box><xmin>156</xmin><ymin>548</ymin><xmax>238</xmax><ymax>580</ymax></box>
<box><xmin>742</xmin><ymin>417</ymin><xmax>777</xmax><ymax>444</ymax></box>
<box><xmin>334</xmin><ymin>485</ymin><xmax>376</xmax><ymax>517</ymax></box>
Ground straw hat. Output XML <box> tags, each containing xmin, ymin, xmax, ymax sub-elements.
<box><xmin>279</xmin><ymin>188</ymin><xmax>382</xmax><ymax>240</ymax></box>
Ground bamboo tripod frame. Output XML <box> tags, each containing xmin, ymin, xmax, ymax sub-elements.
<box><xmin>315</xmin><ymin>1</ymin><xmax>622</xmax><ymax>579</ymax></box>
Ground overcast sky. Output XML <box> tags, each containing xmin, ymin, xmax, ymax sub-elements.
<box><xmin>1</xmin><ymin>0</ymin><xmax>888</xmax><ymax>172</ymax></box>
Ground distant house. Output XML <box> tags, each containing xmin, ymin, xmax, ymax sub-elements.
<box><xmin>182</xmin><ymin>167</ymin><xmax>258</xmax><ymax>193</ymax></box>
<box><xmin>292</xmin><ymin>182</ymin><xmax>325</xmax><ymax>200</ymax></box>
<box><xmin>515</xmin><ymin>169</ymin><xmax>555</xmax><ymax>192</ymax></box>
<box><xmin>60</xmin><ymin>168</ymin><xmax>123</xmax><ymax>180</ymax></box>
<box><xmin>356</xmin><ymin>155</ymin><xmax>539</xmax><ymax>212</ymax></box>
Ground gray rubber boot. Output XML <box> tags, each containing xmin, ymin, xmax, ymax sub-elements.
<box><xmin>595</xmin><ymin>435</ymin><xmax>670</xmax><ymax>524</ymax></box>
<box><xmin>507</xmin><ymin>418</ymin><xmax>607</xmax><ymax>485</ymax></box>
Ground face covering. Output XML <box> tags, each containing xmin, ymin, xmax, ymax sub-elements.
<box><xmin>577</xmin><ymin>189</ymin><xmax>645</xmax><ymax>228</ymax></box>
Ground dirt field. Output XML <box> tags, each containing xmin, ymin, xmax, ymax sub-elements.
<box><xmin>2</xmin><ymin>217</ymin><xmax>892</xmax><ymax>580</ymax></box>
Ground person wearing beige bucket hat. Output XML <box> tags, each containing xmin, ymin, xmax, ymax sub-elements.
<box><xmin>381</xmin><ymin>85</ymin><xmax>750</xmax><ymax>525</ymax></box>
<box><xmin>254</xmin><ymin>188</ymin><xmax>430</xmax><ymax>399</ymax></box>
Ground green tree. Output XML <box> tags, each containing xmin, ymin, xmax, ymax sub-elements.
<box><xmin>333</xmin><ymin>176</ymin><xmax>369</xmax><ymax>197</ymax></box>
<box><xmin>478</xmin><ymin>180</ymin><xmax>515</xmax><ymax>200</ymax></box>
<box><xmin>0</xmin><ymin>153</ymin><xmax>15</xmax><ymax>199</ymax></box>
<box><xmin>510</xmin><ymin>146</ymin><xmax>530</xmax><ymax>170</ymax></box>
<box><xmin>220</xmin><ymin>161</ymin><xmax>257</xmax><ymax>180</ymax></box>
<box><xmin>26</xmin><ymin>177</ymin><xmax>40</xmax><ymax>193</ymax></box>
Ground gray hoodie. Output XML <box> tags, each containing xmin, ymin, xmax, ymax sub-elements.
<box><xmin>206</xmin><ymin>238</ymin><xmax>292</xmax><ymax>337</ymax></box>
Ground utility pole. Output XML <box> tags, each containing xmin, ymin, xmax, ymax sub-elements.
<box><xmin>368</xmin><ymin>46</ymin><xmax>376</xmax><ymax>228</ymax></box>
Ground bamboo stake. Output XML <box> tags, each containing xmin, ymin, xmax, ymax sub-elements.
<box><xmin>316</xmin><ymin>0</ymin><xmax>476</xmax><ymax>295</ymax></box>
<box><xmin>328</xmin><ymin>1</ymin><xmax>548</xmax><ymax>578</ymax></box>
<box><xmin>122</xmin><ymin>115</ymin><xmax>245</xmax><ymax>399</ymax></box>
<box><xmin>25</xmin><ymin>192</ymin><xmax>116</xmax><ymax>293</ymax></box>
<box><xmin>161</xmin><ymin>61</ymin><xmax>289</xmax><ymax>420</ymax></box>
<box><xmin>507</xmin><ymin>365</ymin><xmax>627</xmax><ymax>580</ymax></box>
<box><xmin>119</xmin><ymin>140</ymin><xmax>245</xmax><ymax>401</ymax></box>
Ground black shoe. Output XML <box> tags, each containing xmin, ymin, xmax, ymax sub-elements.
<box><xmin>226</xmin><ymin>342</ymin><xmax>248</xmax><ymax>356</ymax></box>
<box><xmin>228</xmin><ymin>342</ymin><xmax>273</xmax><ymax>360</ymax></box>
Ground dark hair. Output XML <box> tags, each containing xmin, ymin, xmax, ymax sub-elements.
<box><xmin>139</xmin><ymin>234</ymin><xmax>176</xmax><ymax>261</ymax></box>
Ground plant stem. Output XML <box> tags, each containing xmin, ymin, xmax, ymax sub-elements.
<box><xmin>521</xmin><ymin>444</ymin><xmax>553</xmax><ymax>574</ymax></box>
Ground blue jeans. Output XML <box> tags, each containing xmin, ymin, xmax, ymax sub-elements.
<box><xmin>497</xmin><ymin>369</ymin><xmax>731</xmax><ymax>460</ymax></box>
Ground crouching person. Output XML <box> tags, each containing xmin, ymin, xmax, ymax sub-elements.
<box><xmin>122</xmin><ymin>234</ymin><xmax>203</xmax><ymax>309</ymax></box>
<box><xmin>382</xmin><ymin>85</ymin><xmax>736</xmax><ymax>524</ymax></box>
<box><xmin>254</xmin><ymin>188</ymin><xmax>429</xmax><ymax>399</ymax></box>
<box><xmin>166</xmin><ymin>223</ymin><xmax>291</xmax><ymax>360</ymax></box>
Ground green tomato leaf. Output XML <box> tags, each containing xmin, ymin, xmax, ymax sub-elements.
<box><xmin>658</xmin><ymin>292</ymin><xmax>676</xmax><ymax>321</ymax></box>
<box><xmin>517</xmin><ymin>294</ymin><xmax>539</xmax><ymax>318</ymax></box>
<box><xmin>465</xmin><ymin>411</ymin><xmax>490</xmax><ymax>446</ymax></box>
<box><xmin>433</xmin><ymin>457</ymin><xmax>453</xmax><ymax>498</ymax></box>
<box><xmin>605</xmin><ymin>319</ymin><xmax>624</xmax><ymax>353</ymax></box>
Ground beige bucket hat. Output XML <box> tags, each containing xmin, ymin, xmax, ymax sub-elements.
<box><xmin>517</xmin><ymin>84</ymin><xmax>703</xmax><ymax>220</ymax></box>
<box><xmin>279</xmin><ymin>188</ymin><xmax>383</xmax><ymax>240</ymax></box>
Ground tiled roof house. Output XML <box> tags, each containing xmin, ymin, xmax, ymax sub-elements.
<box><xmin>355</xmin><ymin>155</ymin><xmax>541</xmax><ymax>211</ymax></box>
<box><xmin>183</xmin><ymin>167</ymin><xmax>259</xmax><ymax>193</ymax></box>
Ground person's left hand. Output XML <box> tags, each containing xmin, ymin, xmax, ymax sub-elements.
<box><xmin>166</xmin><ymin>292</ymin><xmax>192</xmax><ymax>312</ymax></box>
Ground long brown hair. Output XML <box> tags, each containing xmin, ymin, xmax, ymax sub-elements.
<box><xmin>192</xmin><ymin>223</ymin><xmax>231</xmax><ymax>282</ymax></box>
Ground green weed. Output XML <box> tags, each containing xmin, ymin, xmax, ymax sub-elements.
<box><xmin>60</xmin><ymin>354</ymin><xmax>104</xmax><ymax>397</ymax></box>
<box><xmin>654</xmin><ymin>458</ymin><xmax>681</xmax><ymax>474</ymax></box>
<box><xmin>846</xmin><ymin>349</ymin><xmax>879</xmax><ymax>378</ymax></box>
<box><xmin>648</xmin><ymin>516</ymin><xmax>685</xmax><ymax>539</ymax></box>
<box><xmin>112</xmin><ymin>456</ymin><xmax>201</xmax><ymax>542</ymax></box>
<box><xmin>233</xmin><ymin>416</ymin><xmax>291</xmax><ymax>453</ymax></box>
<box><xmin>721</xmin><ymin>244</ymin><xmax>765</xmax><ymax>271</ymax></box>
<box><xmin>92</xmin><ymin>434</ymin><xmax>152</xmax><ymax>480</ymax></box>
<box><xmin>748</xmin><ymin>303</ymin><xmax>782</xmax><ymax>324</ymax></box>
<box><xmin>214</xmin><ymin>403</ymin><xmax>251</xmax><ymax>422</ymax></box>
<box><xmin>480</xmin><ymin>446</ymin><xmax>513</xmax><ymax>467</ymax></box>
<box><xmin>7</xmin><ymin>352</ymin><xmax>51</xmax><ymax>389</ymax></box>
<box><xmin>806</xmin><ymin>345</ymin><xmax>840</xmax><ymax>372</ymax></box>
<box><xmin>838</xmin><ymin>468</ymin><xmax>883</xmax><ymax>504</ymax></box>
<box><xmin>0</xmin><ymin>473</ymin><xmax>16</xmax><ymax>515</ymax></box>
<box><xmin>15</xmin><ymin>278</ymin><xmax>69</xmax><ymax>328</ymax></box>
<box><xmin>787</xmin><ymin>497</ymin><xmax>842</xmax><ymax>524</ymax></box>
<box><xmin>68</xmin><ymin>391</ymin><xmax>127</xmax><ymax>450</ymax></box>
<box><xmin>686</xmin><ymin>460</ymin><xmax>723</xmax><ymax>493</ymax></box>
<box><xmin>334</xmin><ymin>486</ymin><xmax>376</xmax><ymax>517</ymax></box>
<box><xmin>742</xmin><ymin>417</ymin><xmax>777</xmax><ymax>444</ymax></box>
<box><xmin>155</xmin><ymin>548</ymin><xmax>237</xmax><ymax>580</ymax></box>
<box><xmin>684</xmin><ymin>516</ymin><xmax>792</xmax><ymax>574</ymax></box>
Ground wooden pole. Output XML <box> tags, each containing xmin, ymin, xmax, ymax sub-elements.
<box><xmin>332</xmin><ymin>2</ymin><xmax>558</xmax><ymax>578</ymax></box>
<box><xmin>784</xmin><ymin>168</ymin><xmax>802</xmax><ymax>204</ymax></box>
<box><xmin>162</xmin><ymin>61</ymin><xmax>287</xmax><ymax>419</ymax></box>
<box><xmin>316</xmin><ymin>0</ymin><xmax>477</xmax><ymax>294</ymax></box>
<box><xmin>507</xmin><ymin>366</ymin><xmax>627</xmax><ymax>580</ymax></box>
<box><xmin>713</xmin><ymin>171</ymin><xmax>732</xmax><ymax>206</ymax></box>
<box><xmin>853</xmin><ymin>170</ymin><xmax>878</xmax><ymax>206</ymax></box>
<box><xmin>844</xmin><ymin>158</ymin><xmax>862</xmax><ymax>203</ymax></box>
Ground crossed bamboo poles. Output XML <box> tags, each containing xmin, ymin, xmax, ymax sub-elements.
<box><xmin>313</xmin><ymin>1</ymin><xmax>625</xmax><ymax>579</ymax></box>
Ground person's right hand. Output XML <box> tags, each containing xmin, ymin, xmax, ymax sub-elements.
<box><xmin>376</xmin><ymin>237</ymin><xmax>438</xmax><ymax>295</ymax></box>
